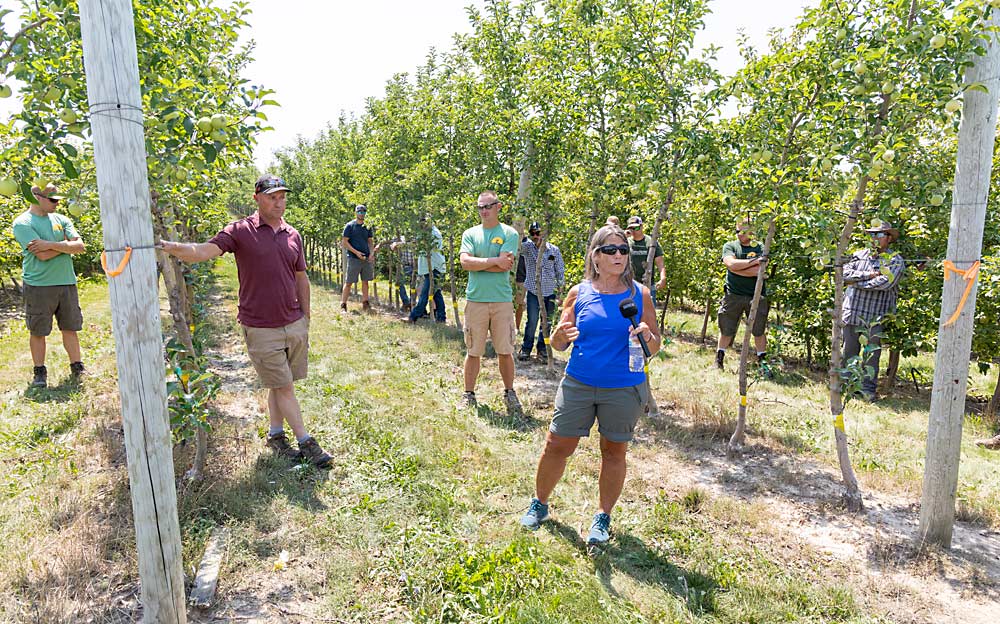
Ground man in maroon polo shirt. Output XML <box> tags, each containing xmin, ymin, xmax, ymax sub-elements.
<box><xmin>161</xmin><ymin>174</ymin><xmax>332</xmax><ymax>468</ymax></box>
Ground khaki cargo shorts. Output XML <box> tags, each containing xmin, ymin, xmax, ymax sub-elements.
<box><xmin>241</xmin><ymin>315</ymin><xmax>309</xmax><ymax>388</ymax></box>
<box><xmin>24</xmin><ymin>283</ymin><xmax>84</xmax><ymax>336</ymax></box>
<box><xmin>464</xmin><ymin>301</ymin><xmax>516</xmax><ymax>356</ymax></box>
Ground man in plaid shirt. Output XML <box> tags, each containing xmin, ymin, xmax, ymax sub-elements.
<box><xmin>842</xmin><ymin>221</ymin><xmax>905</xmax><ymax>401</ymax></box>
<box><xmin>516</xmin><ymin>222</ymin><xmax>565</xmax><ymax>363</ymax></box>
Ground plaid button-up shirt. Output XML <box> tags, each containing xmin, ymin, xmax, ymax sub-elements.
<box><xmin>520</xmin><ymin>240</ymin><xmax>565</xmax><ymax>297</ymax></box>
<box><xmin>842</xmin><ymin>248</ymin><xmax>905</xmax><ymax>326</ymax></box>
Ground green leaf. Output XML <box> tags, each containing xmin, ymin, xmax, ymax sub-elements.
<box><xmin>61</xmin><ymin>143</ymin><xmax>78</xmax><ymax>157</ymax></box>
<box><xmin>61</xmin><ymin>158</ymin><xmax>79</xmax><ymax>179</ymax></box>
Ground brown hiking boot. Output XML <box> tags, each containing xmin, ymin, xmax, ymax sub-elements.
<box><xmin>70</xmin><ymin>361</ymin><xmax>86</xmax><ymax>381</ymax></box>
<box><xmin>458</xmin><ymin>391</ymin><xmax>478</xmax><ymax>409</ymax></box>
<box><xmin>299</xmin><ymin>437</ymin><xmax>333</xmax><ymax>469</ymax></box>
<box><xmin>266</xmin><ymin>432</ymin><xmax>303</xmax><ymax>460</ymax></box>
<box><xmin>340</xmin><ymin>302</ymin><xmax>347</xmax><ymax>312</ymax></box>
<box><xmin>504</xmin><ymin>389</ymin><xmax>524</xmax><ymax>419</ymax></box>
<box><xmin>975</xmin><ymin>434</ymin><xmax>1000</xmax><ymax>451</ymax></box>
<box><xmin>362</xmin><ymin>300</ymin><xmax>371</xmax><ymax>312</ymax></box>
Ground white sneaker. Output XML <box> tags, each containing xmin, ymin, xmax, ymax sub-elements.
<box><xmin>587</xmin><ymin>512</ymin><xmax>611</xmax><ymax>545</ymax></box>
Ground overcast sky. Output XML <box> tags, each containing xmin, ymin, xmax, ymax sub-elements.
<box><xmin>1</xmin><ymin>0</ymin><xmax>814</xmax><ymax>168</ymax></box>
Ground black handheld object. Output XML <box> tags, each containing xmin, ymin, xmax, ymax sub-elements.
<box><xmin>618</xmin><ymin>298</ymin><xmax>651</xmax><ymax>358</ymax></box>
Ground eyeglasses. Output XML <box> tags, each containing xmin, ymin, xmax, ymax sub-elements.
<box><xmin>529</xmin><ymin>232</ymin><xmax>541</xmax><ymax>237</ymax></box>
<box><xmin>34</xmin><ymin>193</ymin><xmax>59</xmax><ymax>203</ymax></box>
<box><xmin>598</xmin><ymin>244</ymin><xmax>630</xmax><ymax>255</ymax></box>
<box><xmin>476</xmin><ymin>201</ymin><xmax>499</xmax><ymax>211</ymax></box>
<box><xmin>255</xmin><ymin>177</ymin><xmax>287</xmax><ymax>193</ymax></box>
<box><xmin>872</xmin><ymin>232</ymin><xmax>888</xmax><ymax>238</ymax></box>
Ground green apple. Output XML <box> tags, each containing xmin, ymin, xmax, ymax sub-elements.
<box><xmin>869</xmin><ymin>162</ymin><xmax>883</xmax><ymax>176</ymax></box>
<box><xmin>991</xmin><ymin>0</ymin><xmax>1000</xmax><ymax>8</ymax></box>
<box><xmin>59</xmin><ymin>108</ymin><xmax>78</xmax><ymax>124</ymax></box>
<box><xmin>890</xmin><ymin>197</ymin><xmax>902</xmax><ymax>209</ymax></box>
<box><xmin>749</xmin><ymin>150</ymin><xmax>760</xmax><ymax>161</ymax></box>
<box><xmin>210</xmin><ymin>113</ymin><xmax>227</xmax><ymax>129</ymax></box>
<box><xmin>831</xmin><ymin>59</ymin><xmax>844</xmax><ymax>70</ymax></box>
<box><xmin>42</xmin><ymin>86</ymin><xmax>62</xmax><ymax>102</ymax></box>
<box><xmin>853</xmin><ymin>62</ymin><xmax>867</xmax><ymax>76</ymax></box>
<box><xmin>930</xmin><ymin>34</ymin><xmax>946</xmax><ymax>49</ymax></box>
<box><xmin>881</xmin><ymin>149</ymin><xmax>896</xmax><ymax>162</ymax></box>
<box><xmin>0</xmin><ymin>177</ymin><xmax>17</xmax><ymax>196</ymax></box>
<box><xmin>0</xmin><ymin>85</ymin><xmax>11</xmax><ymax>98</ymax></box>
<box><xmin>173</xmin><ymin>168</ymin><xmax>188</xmax><ymax>182</ymax></box>
<box><xmin>695</xmin><ymin>154</ymin><xmax>708</xmax><ymax>163</ymax></box>
<box><xmin>821</xmin><ymin>158</ymin><xmax>834</xmax><ymax>172</ymax></box>
<box><xmin>881</xmin><ymin>81</ymin><xmax>896</xmax><ymax>94</ymax></box>
<box><xmin>836</xmin><ymin>28</ymin><xmax>847</xmax><ymax>40</ymax></box>
<box><xmin>67</xmin><ymin>201</ymin><xmax>85</xmax><ymax>217</ymax></box>
<box><xmin>760</xmin><ymin>150</ymin><xmax>773</xmax><ymax>163</ymax></box>
<box><xmin>930</xmin><ymin>194</ymin><xmax>944</xmax><ymax>206</ymax></box>
<box><xmin>32</xmin><ymin>175</ymin><xmax>50</xmax><ymax>189</ymax></box>
<box><xmin>945</xmin><ymin>99</ymin><xmax>962</xmax><ymax>113</ymax></box>
<box><xmin>209</xmin><ymin>128</ymin><xmax>227</xmax><ymax>142</ymax></box>
<box><xmin>196</xmin><ymin>117</ymin><xmax>213</xmax><ymax>133</ymax></box>
<box><xmin>850</xmin><ymin>85</ymin><xmax>867</xmax><ymax>96</ymax></box>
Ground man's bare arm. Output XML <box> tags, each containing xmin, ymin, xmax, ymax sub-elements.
<box><xmin>160</xmin><ymin>240</ymin><xmax>223</xmax><ymax>263</ymax></box>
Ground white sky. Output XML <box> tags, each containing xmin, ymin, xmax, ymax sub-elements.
<box><xmin>1</xmin><ymin>0</ymin><xmax>814</xmax><ymax>168</ymax></box>
<box><xmin>240</xmin><ymin>0</ymin><xmax>813</xmax><ymax>169</ymax></box>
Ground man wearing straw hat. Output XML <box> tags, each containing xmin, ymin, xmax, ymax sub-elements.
<box><xmin>12</xmin><ymin>183</ymin><xmax>87</xmax><ymax>388</ymax></box>
<box><xmin>841</xmin><ymin>220</ymin><xmax>905</xmax><ymax>402</ymax></box>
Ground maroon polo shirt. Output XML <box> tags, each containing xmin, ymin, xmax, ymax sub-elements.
<box><xmin>208</xmin><ymin>213</ymin><xmax>306</xmax><ymax>328</ymax></box>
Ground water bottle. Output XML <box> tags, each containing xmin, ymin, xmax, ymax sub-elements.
<box><xmin>628</xmin><ymin>334</ymin><xmax>644</xmax><ymax>372</ymax></box>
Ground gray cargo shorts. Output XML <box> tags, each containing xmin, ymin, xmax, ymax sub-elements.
<box><xmin>550</xmin><ymin>374</ymin><xmax>647</xmax><ymax>443</ymax></box>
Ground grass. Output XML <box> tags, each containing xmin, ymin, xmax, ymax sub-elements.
<box><xmin>0</xmin><ymin>261</ymin><xmax>996</xmax><ymax>622</ymax></box>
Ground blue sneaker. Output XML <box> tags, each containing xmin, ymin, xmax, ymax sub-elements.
<box><xmin>520</xmin><ymin>498</ymin><xmax>549</xmax><ymax>530</ymax></box>
<box><xmin>587</xmin><ymin>512</ymin><xmax>611</xmax><ymax>544</ymax></box>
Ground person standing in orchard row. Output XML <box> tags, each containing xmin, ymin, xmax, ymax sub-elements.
<box><xmin>841</xmin><ymin>221</ymin><xmax>905</xmax><ymax>403</ymax></box>
<box><xmin>715</xmin><ymin>220</ymin><xmax>770</xmax><ymax>372</ymax></box>
<box><xmin>405</xmin><ymin>215</ymin><xmax>447</xmax><ymax>324</ymax></box>
<box><xmin>625</xmin><ymin>216</ymin><xmax>666</xmax><ymax>305</ymax></box>
<box><xmin>515</xmin><ymin>221</ymin><xmax>565</xmax><ymax>364</ymax></box>
<box><xmin>458</xmin><ymin>190</ymin><xmax>522</xmax><ymax>415</ymax></box>
<box><xmin>161</xmin><ymin>174</ymin><xmax>333</xmax><ymax>468</ymax></box>
<box><xmin>341</xmin><ymin>204</ymin><xmax>375</xmax><ymax>313</ymax></box>
<box><xmin>11</xmin><ymin>183</ymin><xmax>86</xmax><ymax>388</ymax></box>
<box><xmin>520</xmin><ymin>224</ymin><xmax>660</xmax><ymax>545</ymax></box>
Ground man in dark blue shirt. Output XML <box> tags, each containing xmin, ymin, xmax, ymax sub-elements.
<box><xmin>341</xmin><ymin>205</ymin><xmax>375</xmax><ymax>312</ymax></box>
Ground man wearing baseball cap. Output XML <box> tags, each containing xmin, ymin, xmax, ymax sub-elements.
<box><xmin>841</xmin><ymin>220</ymin><xmax>905</xmax><ymax>402</ymax></box>
<box><xmin>341</xmin><ymin>204</ymin><xmax>375</xmax><ymax>313</ymax></box>
<box><xmin>626</xmin><ymin>216</ymin><xmax>666</xmax><ymax>304</ymax></box>
<box><xmin>161</xmin><ymin>174</ymin><xmax>333</xmax><ymax>468</ymax></box>
<box><xmin>12</xmin><ymin>182</ymin><xmax>86</xmax><ymax>388</ymax></box>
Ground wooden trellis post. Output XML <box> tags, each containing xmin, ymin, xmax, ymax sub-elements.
<box><xmin>919</xmin><ymin>10</ymin><xmax>1000</xmax><ymax>548</ymax></box>
<box><xmin>79</xmin><ymin>0</ymin><xmax>186</xmax><ymax>621</ymax></box>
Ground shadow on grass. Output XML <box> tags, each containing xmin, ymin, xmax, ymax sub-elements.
<box><xmin>474</xmin><ymin>403</ymin><xmax>544</xmax><ymax>432</ymax></box>
<box><xmin>23</xmin><ymin>376</ymin><xmax>83</xmax><ymax>404</ymax></box>
<box><xmin>543</xmin><ymin>519</ymin><xmax>720</xmax><ymax>614</ymax></box>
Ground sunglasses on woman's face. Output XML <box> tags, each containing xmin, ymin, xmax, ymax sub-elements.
<box><xmin>598</xmin><ymin>244</ymin><xmax>630</xmax><ymax>255</ymax></box>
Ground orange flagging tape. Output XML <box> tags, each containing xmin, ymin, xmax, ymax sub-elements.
<box><xmin>101</xmin><ymin>246</ymin><xmax>133</xmax><ymax>277</ymax></box>
<box><xmin>942</xmin><ymin>260</ymin><xmax>981</xmax><ymax>327</ymax></box>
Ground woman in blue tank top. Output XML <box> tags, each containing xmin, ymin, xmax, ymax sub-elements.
<box><xmin>519</xmin><ymin>224</ymin><xmax>661</xmax><ymax>545</ymax></box>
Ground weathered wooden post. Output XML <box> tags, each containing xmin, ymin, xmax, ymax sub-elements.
<box><xmin>919</xmin><ymin>10</ymin><xmax>1000</xmax><ymax>548</ymax></box>
<box><xmin>78</xmin><ymin>0</ymin><xmax>187</xmax><ymax>621</ymax></box>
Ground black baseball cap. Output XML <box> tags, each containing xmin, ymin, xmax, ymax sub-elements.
<box><xmin>254</xmin><ymin>174</ymin><xmax>290</xmax><ymax>195</ymax></box>
<box><xmin>528</xmin><ymin>222</ymin><xmax>541</xmax><ymax>235</ymax></box>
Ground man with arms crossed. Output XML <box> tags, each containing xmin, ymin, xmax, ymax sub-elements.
<box><xmin>161</xmin><ymin>174</ymin><xmax>332</xmax><ymax>468</ymax></box>
<box><xmin>12</xmin><ymin>183</ymin><xmax>86</xmax><ymax>388</ymax></box>
<box><xmin>341</xmin><ymin>204</ymin><xmax>375</xmax><ymax>312</ymax></box>
<box><xmin>716</xmin><ymin>220</ymin><xmax>770</xmax><ymax>372</ymax></box>
<box><xmin>459</xmin><ymin>191</ymin><xmax>522</xmax><ymax>415</ymax></box>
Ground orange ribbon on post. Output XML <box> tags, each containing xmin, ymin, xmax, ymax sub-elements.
<box><xmin>942</xmin><ymin>260</ymin><xmax>981</xmax><ymax>327</ymax></box>
<box><xmin>101</xmin><ymin>246</ymin><xmax>133</xmax><ymax>278</ymax></box>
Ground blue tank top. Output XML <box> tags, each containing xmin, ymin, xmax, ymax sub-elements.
<box><xmin>565</xmin><ymin>280</ymin><xmax>645</xmax><ymax>388</ymax></box>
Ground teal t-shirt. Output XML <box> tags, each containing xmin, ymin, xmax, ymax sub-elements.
<box><xmin>12</xmin><ymin>211</ymin><xmax>79</xmax><ymax>286</ymax></box>
<box><xmin>461</xmin><ymin>223</ymin><xmax>519</xmax><ymax>302</ymax></box>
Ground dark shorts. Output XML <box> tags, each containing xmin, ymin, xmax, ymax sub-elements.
<box><xmin>717</xmin><ymin>292</ymin><xmax>769</xmax><ymax>338</ymax></box>
<box><xmin>345</xmin><ymin>256</ymin><xmax>374</xmax><ymax>284</ymax></box>
<box><xmin>23</xmin><ymin>283</ymin><xmax>83</xmax><ymax>336</ymax></box>
<box><xmin>550</xmin><ymin>374</ymin><xmax>647</xmax><ymax>443</ymax></box>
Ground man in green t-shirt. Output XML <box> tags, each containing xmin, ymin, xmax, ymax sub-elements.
<box><xmin>458</xmin><ymin>190</ymin><xmax>522</xmax><ymax>416</ymax></box>
<box><xmin>715</xmin><ymin>220</ymin><xmax>769</xmax><ymax>371</ymax></box>
<box><xmin>11</xmin><ymin>184</ymin><xmax>87</xmax><ymax>388</ymax></box>
<box><xmin>626</xmin><ymin>216</ymin><xmax>666</xmax><ymax>305</ymax></box>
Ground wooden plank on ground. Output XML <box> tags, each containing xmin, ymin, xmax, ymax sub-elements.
<box><xmin>189</xmin><ymin>527</ymin><xmax>230</xmax><ymax>609</ymax></box>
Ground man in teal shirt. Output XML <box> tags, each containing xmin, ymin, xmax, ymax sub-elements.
<box><xmin>12</xmin><ymin>184</ymin><xmax>86</xmax><ymax>388</ymax></box>
<box><xmin>459</xmin><ymin>190</ymin><xmax>522</xmax><ymax>415</ymax></box>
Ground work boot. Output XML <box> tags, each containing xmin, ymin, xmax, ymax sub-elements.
<box><xmin>517</xmin><ymin>350</ymin><xmax>531</xmax><ymax>362</ymax></box>
<box><xmin>974</xmin><ymin>434</ymin><xmax>1000</xmax><ymax>450</ymax></box>
<box><xmin>458</xmin><ymin>391</ymin><xmax>478</xmax><ymax>410</ymax></box>
<box><xmin>362</xmin><ymin>300</ymin><xmax>371</xmax><ymax>312</ymax></box>
<box><xmin>31</xmin><ymin>365</ymin><xmax>47</xmax><ymax>388</ymax></box>
<box><xmin>536</xmin><ymin>351</ymin><xmax>548</xmax><ymax>365</ymax></box>
<box><xmin>504</xmin><ymin>389</ymin><xmax>523</xmax><ymax>419</ymax></box>
<box><xmin>298</xmin><ymin>437</ymin><xmax>333</xmax><ymax>469</ymax></box>
<box><xmin>266</xmin><ymin>431</ymin><xmax>303</xmax><ymax>460</ymax></box>
<box><xmin>340</xmin><ymin>302</ymin><xmax>348</xmax><ymax>312</ymax></box>
<box><xmin>69</xmin><ymin>361</ymin><xmax>86</xmax><ymax>380</ymax></box>
<box><xmin>714</xmin><ymin>350</ymin><xmax>725</xmax><ymax>370</ymax></box>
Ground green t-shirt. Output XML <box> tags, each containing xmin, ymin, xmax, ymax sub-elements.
<box><xmin>12</xmin><ymin>211</ymin><xmax>79</xmax><ymax>286</ymax></box>
<box><xmin>722</xmin><ymin>239</ymin><xmax>766</xmax><ymax>297</ymax></box>
<box><xmin>628</xmin><ymin>235</ymin><xmax>663</xmax><ymax>283</ymax></box>
<box><xmin>461</xmin><ymin>223</ymin><xmax>519</xmax><ymax>302</ymax></box>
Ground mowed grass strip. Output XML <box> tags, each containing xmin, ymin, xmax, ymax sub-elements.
<box><xmin>184</xmin><ymin>263</ymin><xmax>922</xmax><ymax>623</ymax></box>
